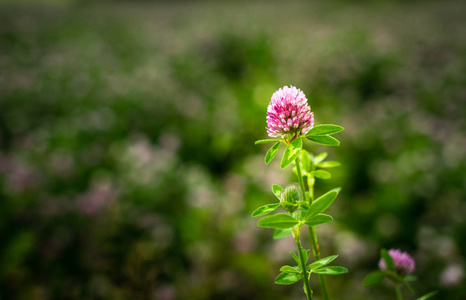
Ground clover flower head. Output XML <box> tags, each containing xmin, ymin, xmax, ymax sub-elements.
<box><xmin>266</xmin><ymin>85</ymin><xmax>314</xmax><ymax>141</ymax></box>
<box><xmin>379</xmin><ymin>249</ymin><xmax>415</xmax><ymax>276</ymax></box>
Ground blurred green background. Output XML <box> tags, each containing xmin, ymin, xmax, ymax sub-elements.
<box><xmin>0</xmin><ymin>0</ymin><xmax>465</xmax><ymax>299</ymax></box>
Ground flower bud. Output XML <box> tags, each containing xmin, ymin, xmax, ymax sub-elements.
<box><xmin>280</xmin><ymin>183</ymin><xmax>302</xmax><ymax>213</ymax></box>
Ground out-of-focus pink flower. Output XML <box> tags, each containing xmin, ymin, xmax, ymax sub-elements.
<box><xmin>440</xmin><ymin>264</ymin><xmax>464</xmax><ymax>286</ymax></box>
<box><xmin>379</xmin><ymin>249</ymin><xmax>415</xmax><ymax>276</ymax></box>
<box><xmin>77</xmin><ymin>182</ymin><xmax>114</xmax><ymax>215</ymax></box>
<box><xmin>266</xmin><ymin>85</ymin><xmax>314</xmax><ymax>141</ymax></box>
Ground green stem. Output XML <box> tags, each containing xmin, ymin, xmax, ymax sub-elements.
<box><xmin>295</xmin><ymin>235</ymin><xmax>313</xmax><ymax>300</ymax></box>
<box><xmin>308</xmin><ymin>176</ymin><xmax>314</xmax><ymax>200</ymax></box>
<box><xmin>396</xmin><ymin>284</ymin><xmax>403</xmax><ymax>300</ymax></box>
<box><xmin>295</xmin><ymin>157</ymin><xmax>330</xmax><ymax>300</ymax></box>
<box><xmin>308</xmin><ymin>226</ymin><xmax>329</xmax><ymax>300</ymax></box>
<box><xmin>295</xmin><ymin>157</ymin><xmax>306</xmax><ymax>199</ymax></box>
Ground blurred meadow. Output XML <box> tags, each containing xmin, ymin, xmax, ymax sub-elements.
<box><xmin>0</xmin><ymin>0</ymin><xmax>465</xmax><ymax>299</ymax></box>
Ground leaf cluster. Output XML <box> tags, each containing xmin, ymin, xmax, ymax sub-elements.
<box><xmin>296</xmin><ymin>150</ymin><xmax>341</xmax><ymax>183</ymax></box>
<box><xmin>275</xmin><ymin>254</ymin><xmax>348</xmax><ymax>285</ymax></box>
<box><xmin>252</xmin><ymin>185</ymin><xmax>340</xmax><ymax>231</ymax></box>
<box><xmin>305</xmin><ymin>124</ymin><xmax>343</xmax><ymax>146</ymax></box>
<box><xmin>254</xmin><ymin>124</ymin><xmax>344</xmax><ymax>168</ymax></box>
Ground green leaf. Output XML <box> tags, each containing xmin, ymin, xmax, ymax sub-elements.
<box><xmin>290</xmin><ymin>251</ymin><xmax>299</xmax><ymax>264</ymax></box>
<box><xmin>381</xmin><ymin>249</ymin><xmax>394</xmax><ymax>271</ymax></box>
<box><xmin>363</xmin><ymin>271</ymin><xmax>386</xmax><ymax>286</ymax></box>
<box><xmin>280</xmin><ymin>265</ymin><xmax>300</xmax><ymax>273</ymax></box>
<box><xmin>308</xmin><ymin>255</ymin><xmax>338</xmax><ymax>270</ymax></box>
<box><xmin>313</xmin><ymin>152</ymin><xmax>328</xmax><ymax>164</ymax></box>
<box><xmin>272</xmin><ymin>184</ymin><xmax>283</xmax><ymax>200</ymax></box>
<box><xmin>311</xmin><ymin>170</ymin><xmax>331</xmax><ymax>179</ymax></box>
<box><xmin>300</xmin><ymin>150</ymin><xmax>311</xmax><ymax>172</ymax></box>
<box><xmin>313</xmin><ymin>266</ymin><xmax>348</xmax><ymax>275</ymax></box>
<box><xmin>275</xmin><ymin>272</ymin><xmax>301</xmax><ymax>285</ymax></box>
<box><xmin>273</xmin><ymin>228</ymin><xmax>292</xmax><ymax>239</ymax></box>
<box><xmin>307</xmin><ymin>135</ymin><xmax>340</xmax><ymax>146</ymax></box>
<box><xmin>305</xmin><ymin>188</ymin><xmax>340</xmax><ymax>218</ymax></box>
<box><xmin>257</xmin><ymin>214</ymin><xmax>299</xmax><ymax>229</ymax></box>
<box><xmin>265</xmin><ymin>142</ymin><xmax>280</xmax><ymax>165</ymax></box>
<box><xmin>255</xmin><ymin>139</ymin><xmax>281</xmax><ymax>145</ymax></box>
<box><xmin>252</xmin><ymin>203</ymin><xmax>281</xmax><ymax>217</ymax></box>
<box><xmin>303</xmin><ymin>248</ymin><xmax>311</xmax><ymax>265</ymax></box>
<box><xmin>280</xmin><ymin>138</ymin><xmax>303</xmax><ymax>168</ymax></box>
<box><xmin>316</xmin><ymin>161</ymin><xmax>341</xmax><ymax>168</ymax></box>
<box><xmin>417</xmin><ymin>291</ymin><xmax>438</xmax><ymax>300</ymax></box>
<box><xmin>305</xmin><ymin>214</ymin><xmax>333</xmax><ymax>227</ymax></box>
<box><xmin>306</xmin><ymin>124</ymin><xmax>344</xmax><ymax>136</ymax></box>
<box><xmin>298</xmin><ymin>203</ymin><xmax>310</xmax><ymax>212</ymax></box>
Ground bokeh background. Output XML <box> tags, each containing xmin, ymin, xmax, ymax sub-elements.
<box><xmin>1</xmin><ymin>0</ymin><xmax>465</xmax><ymax>299</ymax></box>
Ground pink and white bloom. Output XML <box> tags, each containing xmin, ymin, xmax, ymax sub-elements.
<box><xmin>379</xmin><ymin>249</ymin><xmax>415</xmax><ymax>276</ymax></box>
<box><xmin>266</xmin><ymin>85</ymin><xmax>314</xmax><ymax>141</ymax></box>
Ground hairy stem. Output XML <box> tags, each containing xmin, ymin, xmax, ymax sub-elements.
<box><xmin>308</xmin><ymin>227</ymin><xmax>329</xmax><ymax>300</ymax></box>
<box><xmin>295</xmin><ymin>156</ymin><xmax>330</xmax><ymax>300</ymax></box>
<box><xmin>295</xmin><ymin>234</ymin><xmax>313</xmax><ymax>300</ymax></box>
